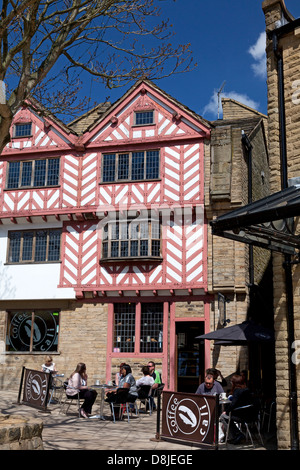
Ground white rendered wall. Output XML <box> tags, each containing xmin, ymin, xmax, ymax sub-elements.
<box><xmin>0</xmin><ymin>223</ymin><xmax>75</xmax><ymax>300</ymax></box>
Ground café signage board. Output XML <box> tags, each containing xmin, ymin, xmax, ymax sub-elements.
<box><xmin>18</xmin><ymin>367</ymin><xmax>51</xmax><ymax>411</ymax></box>
<box><xmin>161</xmin><ymin>391</ymin><xmax>219</xmax><ymax>448</ymax></box>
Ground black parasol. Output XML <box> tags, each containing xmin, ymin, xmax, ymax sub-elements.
<box><xmin>196</xmin><ymin>321</ymin><xmax>274</xmax><ymax>343</ymax></box>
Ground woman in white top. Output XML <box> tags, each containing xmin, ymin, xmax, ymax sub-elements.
<box><xmin>41</xmin><ymin>355</ymin><xmax>56</xmax><ymax>373</ymax></box>
<box><xmin>66</xmin><ymin>363</ymin><xmax>97</xmax><ymax>418</ymax></box>
<box><xmin>136</xmin><ymin>366</ymin><xmax>155</xmax><ymax>398</ymax></box>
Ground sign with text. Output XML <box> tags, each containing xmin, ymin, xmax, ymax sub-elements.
<box><xmin>161</xmin><ymin>391</ymin><xmax>218</xmax><ymax>448</ymax></box>
<box><xmin>19</xmin><ymin>367</ymin><xmax>51</xmax><ymax>411</ymax></box>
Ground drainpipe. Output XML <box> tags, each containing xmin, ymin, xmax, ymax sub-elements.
<box><xmin>272</xmin><ymin>30</ymin><xmax>299</xmax><ymax>451</ymax></box>
<box><xmin>242</xmin><ymin>132</ymin><xmax>254</xmax><ymax>285</ymax></box>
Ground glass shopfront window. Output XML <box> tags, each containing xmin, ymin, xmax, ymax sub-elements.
<box><xmin>6</xmin><ymin>310</ymin><xmax>60</xmax><ymax>352</ymax></box>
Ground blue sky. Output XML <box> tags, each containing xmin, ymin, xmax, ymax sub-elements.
<box><xmin>86</xmin><ymin>0</ymin><xmax>300</xmax><ymax>122</ymax></box>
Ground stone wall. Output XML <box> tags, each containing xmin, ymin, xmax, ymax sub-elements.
<box><xmin>0</xmin><ymin>414</ymin><xmax>43</xmax><ymax>450</ymax></box>
<box><xmin>0</xmin><ymin>300</ymin><xmax>109</xmax><ymax>389</ymax></box>
<box><xmin>262</xmin><ymin>0</ymin><xmax>300</xmax><ymax>450</ymax></box>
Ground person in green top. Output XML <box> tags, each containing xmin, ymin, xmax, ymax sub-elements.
<box><xmin>147</xmin><ymin>361</ymin><xmax>162</xmax><ymax>410</ymax></box>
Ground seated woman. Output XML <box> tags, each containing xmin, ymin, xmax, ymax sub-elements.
<box><xmin>220</xmin><ymin>374</ymin><xmax>255</xmax><ymax>444</ymax></box>
<box><xmin>66</xmin><ymin>362</ymin><xmax>97</xmax><ymax>418</ymax></box>
<box><xmin>106</xmin><ymin>364</ymin><xmax>138</xmax><ymax>403</ymax></box>
<box><xmin>41</xmin><ymin>355</ymin><xmax>57</xmax><ymax>373</ymax></box>
<box><xmin>136</xmin><ymin>366</ymin><xmax>155</xmax><ymax>398</ymax></box>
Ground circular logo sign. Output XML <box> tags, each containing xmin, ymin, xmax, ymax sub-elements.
<box><xmin>9</xmin><ymin>312</ymin><xmax>57</xmax><ymax>351</ymax></box>
<box><xmin>165</xmin><ymin>394</ymin><xmax>211</xmax><ymax>442</ymax></box>
<box><xmin>25</xmin><ymin>371</ymin><xmax>48</xmax><ymax>406</ymax></box>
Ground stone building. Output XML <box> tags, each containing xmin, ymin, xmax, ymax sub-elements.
<box><xmin>210</xmin><ymin>0</ymin><xmax>300</xmax><ymax>451</ymax></box>
<box><xmin>262</xmin><ymin>0</ymin><xmax>300</xmax><ymax>450</ymax></box>
<box><xmin>0</xmin><ymin>79</ymin><xmax>270</xmax><ymax>407</ymax></box>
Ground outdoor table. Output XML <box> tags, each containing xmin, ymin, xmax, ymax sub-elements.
<box><xmin>89</xmin><ymin>384</ymin><xmax>117</xmax><ymax>420</ymax></box>
<box><xmin>220</xmin><ymin>398</ymin><xmax>230</xmax><ymax>410</ymax></box>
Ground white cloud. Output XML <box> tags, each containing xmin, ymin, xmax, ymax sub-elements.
<box><xmin>248</xmin><ymin>32</ymin><xmax>267</xmax><ymax>79</ymax></box>
<box><xmin>202</xmin><ymin>90</ymin><xmax>259</xmax><ymax>119</ymax></box>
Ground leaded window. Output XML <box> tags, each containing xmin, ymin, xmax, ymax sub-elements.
<box><xmin>7</xmin><ymin>229</ymin><xmax>61</xmax><ymax>263</ymax></box>
<box><xmin>102</xmin><ymin>217</ymin><xmax>161</xmax><ymax>260</ymax></box>
<box><xmin>7</xmin><ymin>158</ymin><xmax>60</xmax><ymax>189</ymax></box>
<box><xmin>14</xmin><ymin>123</ymin><xmax>32</xmax><ymax>137</ymax></box>
<box><xmin>140</xmin><ymin>303</ymin><xmax>163</xmax><ymax>353</ymax></box>
<box><xmin>113</xmin><ymin>303</ymin><xmax>163</xmax><ymax>354</ymax></box>
<box><xmin>102</xmin><ymin>150</ymin><xmax>159</xmax><ymax>182</ymax></box>
<box><xmin>113</xmin><ymin>303</ymin><xmax>136</xmax><ymax>353</ymax></box>
<box><xmin>134</xmin><ymin>110</ymin><xmax>154</xmax><ymax>125</ymax></box>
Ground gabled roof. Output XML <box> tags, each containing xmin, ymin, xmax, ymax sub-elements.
<box><xmin>80</xmin><ymin>79</ymin><xmax>211</xmax><ymax>145</ymax></box>
<box><xmin>68</xmin><ymin>102</ymin><xmax>111</xmax><ymax>134</ymax></box>
<box><xmin>210</xmin><ymin>185</ymin><xmax>300</xmax><ymax>255</ymax></box>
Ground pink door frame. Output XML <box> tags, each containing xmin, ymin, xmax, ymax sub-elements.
<box><xmin>168</xmin><ymin>301</ymin><xmax>211</xmax><ymax>391</ymax></box>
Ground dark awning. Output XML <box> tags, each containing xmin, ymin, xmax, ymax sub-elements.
<box><xmin>196</xmin><ymin>321</ymin><xmax>274</xmax><ymax>343</ymax></box>
<box><xmin>210</xmin><ymin>185</ymin><xmax>300</xmax><ymax>255</ymax></box>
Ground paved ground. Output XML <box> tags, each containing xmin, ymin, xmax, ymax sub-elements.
<box><xmin>0</xmin><ymin>390</ymin><xmax>277</xmax><ymax>453</ymax></box>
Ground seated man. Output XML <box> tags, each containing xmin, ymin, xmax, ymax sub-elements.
<box><xmin>147</xmin><ymin>361</ymin><xmax>162</xmax><ymax>410</ymax></box>
<box><xmin>195</xmin><ymin>372</ymin><xmax>224</xmax><ymax>395</ymax></box>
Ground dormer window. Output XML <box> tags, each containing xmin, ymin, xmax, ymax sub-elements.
<box><xmin>14</xmin><ymin>123</ymin><xmax>32</xmax><ymax>138</ymax></box>
<box><xmin>134</xmin><ymin>110</ymin><xmax>154</xmax><ymax>126</ymax></box>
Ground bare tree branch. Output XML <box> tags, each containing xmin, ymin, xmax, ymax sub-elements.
<box><xmin>0</xmin><ymin>0</ymin><xmax>195</xmax><ymax>153</ymax></box>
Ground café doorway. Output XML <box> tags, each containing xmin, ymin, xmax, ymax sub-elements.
<box><xmin>175</xmin><ymin>321</ymin><xmax>205</xmax><ymax>393</ymax></box>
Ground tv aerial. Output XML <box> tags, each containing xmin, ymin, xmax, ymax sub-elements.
<box><xmin>217</xmin><ymin>81</ymin><xmax>226</xmax><ymax>119</ymax></box>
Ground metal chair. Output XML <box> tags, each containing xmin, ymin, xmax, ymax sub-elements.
<box><xmin>106</xmin><ymin>388</ymin><xmax>138</xmax><ymax>422</ymax></box>
<box><xmin>48</xmin><ymin>375</ymin><xmax>65</xmax><ymax>405</ymax></box>
<box><xmin>262</xmin><ymin>400</ymin><xmax>276</xmax><ymax>433</ymax></box>
<box><xmin>225</xmin><ymin>404</ymin><xmax>264</xmax><ymax>448</ymax></box>
<box><xmin>59</xmin><ymin>382</ymin><xmax>84</xmax><ymax>418</ymax></box>
<box><xmin>150</xmin><ymin>382</ymin><xmax>165</xmax><ymax>410</ymax></box>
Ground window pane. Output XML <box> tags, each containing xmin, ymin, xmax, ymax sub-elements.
<box><xmin>140</xmin><ymin>221</ymin><xmax>148</xmax><ymax>238</ymax></box>
<box><xmin>130</xmin><ymin>240</ymin><xmax>138</xmax><ymax>257</ymax></box>
<box><xmin>152</xmin><ymin>240</ymin><xmax>161</xmax><ymax>256</ymax></box>
<box><xmin>120</xmin><ymin>241</ymin><xmax>129</xmax><ymax>257</ymax></box>
<box><xmin>146</xmin><ymin>150</ymin><xmax>159</xmax><ymax>179</ymax></box>
<box><xmin>118</xmin><ymin>153</ymin><xmax>129</xmax><ymax>180</ymax></box>
<box><xmin>7</xmin><ymin>162</ymin><xmax>20</xmax><ymax>189</ymax></box>
<box><xmin>6</xmin><ymin>311</ymin><xmax>32</xmax><ymax>352</ymax></box>
<box><xmin>47</xmin><ymin>158</ymin><xmax>60</xmax><ymax>186</ymax></box>
<box><xmin>102</xmin><ymin>241</ymin><xmax>108</xmax><ymax>258</ymax></box>
<box><xmin>8</xmin><ymin>232</ymin><xmax>21</xmax><ymax>262</ymax></box>
<box><xmin>22</xmin><ymin>232</ymin><xmax>34</xmax><ymax>261</ymax></box>
<box><xmin>102</xmin><ymin>154</ymin><xmax>116</xmax><ymax>182</ymax></box>
<box><xmin>135</xmin><ymin>111</ymin><xmax>154</xmax><ymax>125</ymax></box>
<box><xmin>113</xmin><ymin>303</ymin><xmax>135</xmax><ymax>353</ymax></box>
<box><xmin>111</xmin><ymin>241</ymin><xmax>119</xmax><ymax>257</ymax></box>
<box><xmin>130</xmin><ymin>222</ymin><xmax>139</xmax><ymax>240</ymax></box>
<box><xmin>5</xmin><ymin>310</ymin><xmax>60</xmax><ymax>352</ymax></box>
<box><xmin>35</xmin><ymin>230</ymin><xmax>47</xmax><ymax>261</ymax></box>
<box><xmin>32</xmin><ymin>310</ymin><xmax>60</xmax><ymax>352</ymax></box>
<box><xmin>140</xmin><ymin>303</ymin><xmax>163</xmax><ymax>353</ymax></box>
<box><xmin>15</xmin><ymin>123</ymin><xmax>32</xmax><ymax>137</ymax></box>
<box><xmin>34</xmin><ymin>160</ymin><xmax>46</xmax><ymax>186</ymax></box>
<box><xmin>21</xmin><ymin>161</ymin><xmax>32</xmax><ymax>186</ymax></box>
<box><xmin>48</xmin><ymin>230</ymin><xmax>61</xmax><ymax>261</ymax></box>
<box><xmin>111</xmin><ymin>224</ymin><xmax>119</xmax><ymax>240</ymax></box>
<box><xmin>132</xmin><ymin>152</ymin><xmax>144</xmax><ymax>180</ymax></box>
<box><xmin>140</xmin><ymin>239</ymin><xmax>148</xmax><ymax>256</ymax></box>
